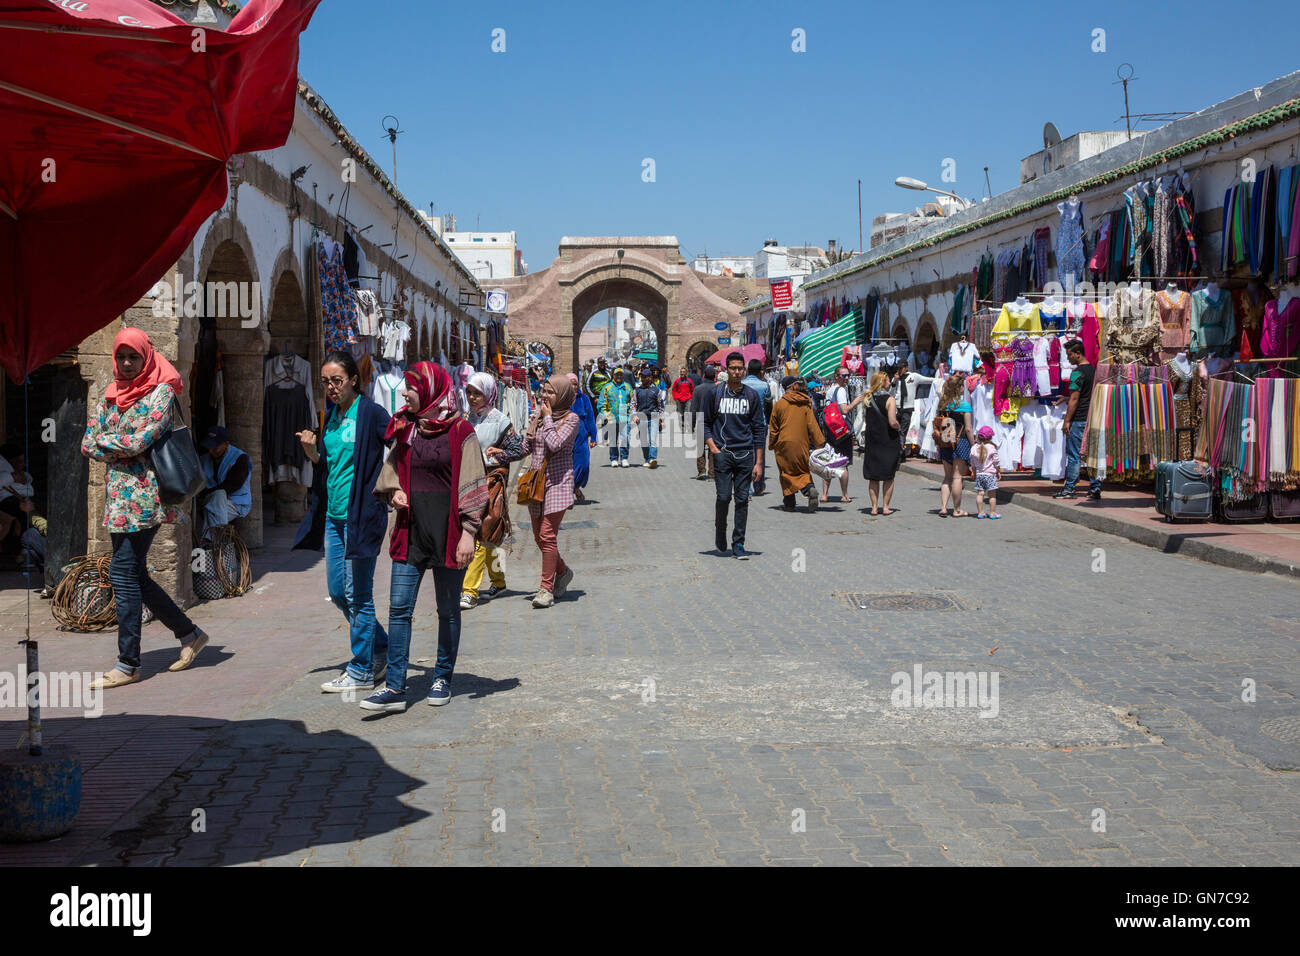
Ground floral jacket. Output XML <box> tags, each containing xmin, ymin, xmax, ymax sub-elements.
<box><xmin>81</xmin><ymin>383</ymin><xmax>186</xmax><ymax>533</ymax></box>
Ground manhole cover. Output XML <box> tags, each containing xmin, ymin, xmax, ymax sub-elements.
<box><xmin>843</xmin><ymin>592</ymin><xmax>965</xmax><ymax>611</ymax></box>
<box><xmin>1260</xmin><ymin>716</ymin><xmax>1300</xmax><ymax>744</ymax></box>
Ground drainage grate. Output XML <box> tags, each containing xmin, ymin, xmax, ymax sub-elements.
<box><xmin>844</xmin><ymin>592</ymin><xmax>965</xmax><ymax>611</ymax></box>
<box><xmin>1260</xmin><ymin>716</ymin><xmax>1300</xmax><ymax>744</ymax></box>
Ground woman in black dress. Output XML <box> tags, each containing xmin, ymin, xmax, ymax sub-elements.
<box><xmin>859</xmin><ymin>371</ymin><xmax>901</xmax><ymax>515</ymax></box>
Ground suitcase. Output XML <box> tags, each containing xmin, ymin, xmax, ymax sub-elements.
<box><xmin>1217</xmin><ymin>492</ymin><xmax>1268</xmax><ymax>523</ymax></box>
<box><xmin>1154</xmin><ymin>460</ymin><xmax>1213</xmax><ymax>522</ymax></box>
<box><xmin>1269</xmin><ymin>488</ymin><xmax>1300</xmax><ymax>520</ymax></box>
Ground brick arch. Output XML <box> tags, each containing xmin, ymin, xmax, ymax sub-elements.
<box><xmin>196</xmin><ymin>215</ymin><xmax>260</xmax><ymax>298</ymax></box>
<box><xmin>913</xmin><ymin>316</ymin><xmax>940</xmax><ymax>357</ymax></box>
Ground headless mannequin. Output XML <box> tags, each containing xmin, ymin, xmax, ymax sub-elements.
<box><xmin>1205</xmin><ymin>281</ymin><xmax>1220</xmax><ymax>300</ymax></box>
<box><xmin>1042</xmin><ymin>294</ymin><xmax>1061</xmax><ymax>313</ymax></box>
<box><xmin>1126</xmin><ymin>281</ymin><xmax>1142</xmax><ymax>301</ymax></box>
<box><xmin>1009</xmin><ymin>295</ymin><xmax>1031</xmax><ymax>315</ymax></box>
<box><xmin>1278</xmin><ymin>287</ymin><xmax>1295</xmax><ymax>311</ymax></box>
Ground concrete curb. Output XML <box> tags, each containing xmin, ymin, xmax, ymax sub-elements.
<box><xmin>897</xmin><ymin>461</ymin><xmax>1300</xmax><ymax>580</ymax></box>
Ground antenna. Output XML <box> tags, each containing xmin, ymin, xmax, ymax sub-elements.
<box><xmin>1113</xmin><ymin>65</ymin><xmax>1136</xmax><ymax>140</ymax></box>
<box><xmin>381</xmin><ymin>114</ymin><xmax>403</xmax><ymax>185</ymax></box>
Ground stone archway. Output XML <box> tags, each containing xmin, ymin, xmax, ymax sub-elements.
<box><xmin>201</xmin><ymin>238</ymin><xmax>265</xmax><ymax>549</ymax></box>
<box><xmin>567</xmin><ymin>263</ymin><xmax>674</xmax><ymax>373</ymax></box>
<box><xmin>685</xmin><ymin>339</ymin><xmax>715</xmax><ymax>369</ymax></box>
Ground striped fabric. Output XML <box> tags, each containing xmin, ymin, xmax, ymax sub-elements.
<box><xmin>795</xmin><ymin>310</ymin><xmax>864</xmax><ymax>380</ymax></box>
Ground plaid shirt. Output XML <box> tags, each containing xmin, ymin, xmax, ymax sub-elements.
<box><xmin>524</xmin><ymin>412</ymin><xmax>579</xmax><ymax>515</ymax></box>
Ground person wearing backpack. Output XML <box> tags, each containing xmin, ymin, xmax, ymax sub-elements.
<box><xmin>671</xmin><ymin>366</ymin><xmax>694</xmax><ymax>428</ymax></box>
<box><xmin>933</xmin><ymin>373</ymin><xmax>974</xmax><ymax>517</ymax></box>
<box><xmin>460</xmin><ymin>372</ymin><xmax>525</xmax><ymax>609</ymax></box>
<box><xmin>818</xmin><ymin>367</ymin><xmax>856</xmax><ymax>504</ymax></box>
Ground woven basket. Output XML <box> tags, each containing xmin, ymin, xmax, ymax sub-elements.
<box><xmin>51</xmin><ymin>553</ymin><xmax>157</xmax><ymax>632</ymax></box>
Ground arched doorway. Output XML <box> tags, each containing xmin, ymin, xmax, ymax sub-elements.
<box><xmin>199</xmin><ymin>237</ymin><xmax>264</xmax><ymax>548</ymax></box>
<box><xmin>686</xmin><ymin>340</ymin><xmax>715</xmax><ymax>371</ymax></box>
<box><xmin>264</xmin><ymin>267</ymin><xmax>313</xmax><ymax>527</ymax></box>
<box><xmin>570</xmin><ymin>276</ymin><xmax>669</xmax><ymax>374</ymax></box>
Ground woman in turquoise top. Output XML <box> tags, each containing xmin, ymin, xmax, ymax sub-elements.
<box><xmin>294</xmin><ymin>351</ymin><xmax>393</xmax><ymax>694</ymax></box>
<box><xmin>935</xmin><ymin>373</ymin><xmax>974</xmax><ymax>517</ymax></box>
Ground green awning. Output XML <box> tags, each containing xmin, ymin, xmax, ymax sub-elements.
<box><xmin>632</xmin><ymin>350</ymin><xmax>658</xmax><ymax>360</ymax></box>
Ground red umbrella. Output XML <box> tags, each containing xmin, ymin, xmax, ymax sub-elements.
<box><xmin>703</xmin><ymin>342</ymin><xmax>767</xmax><ymax>367</ymax></box>
<box><xmin>0</xmin><ymin>0</ymin><xmax>321</xmax><ymax>382</ymax></box>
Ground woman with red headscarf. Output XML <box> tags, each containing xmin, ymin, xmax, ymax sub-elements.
<box><xmin>360</xmin><ymin>362</ymin><xmax>489</xmax><ymax>712</ymax></box>
<box><xmin>524</xmin><ymin>374</ymin><xmax>580</xmax><ymax>608</ymax></box>
<box><xmin>81</xmin><ymin>328</ymin><xmax>211</xmax><ymax>689</ymax></box>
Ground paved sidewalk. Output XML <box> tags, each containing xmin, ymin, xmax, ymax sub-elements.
<box><xmin>899</xmin><ymin>459</ymin><xmax>1300</xmax><ymax>578</ymax></box>
<box><xmin>1</xmin><ymin>449</ymin><xmax>1298</xmax><ymax>866</ymax></box>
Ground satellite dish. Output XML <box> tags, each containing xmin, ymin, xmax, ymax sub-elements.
<box><xmin>1043</xmin><ymin>122</ymin><xmax>1062</xmax><ymax>148</ymax></box>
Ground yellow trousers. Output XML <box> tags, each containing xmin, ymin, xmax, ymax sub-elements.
<box><xmin>462</xmin><ymin>542</ymin><xmax>506</xmax><ymax>598</ymax></box>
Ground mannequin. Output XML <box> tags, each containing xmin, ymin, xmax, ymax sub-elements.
<box><xmin>1010</xmin><ymin>295</ymin><xmax>1032</xmax><ymax>314</ymax></box>
<box><xmin>1166</xmin><ymin>350</ymin><xmax>1201</xmax><ymax>460</ymax></box>
<box><xmin>1279</xmin><ymin>286</ymin><xmax>1296</xmax><ymax>311</ymax></box>
<box><xmin>1205</xmin><ymin>281</ymin><xmax>1220</xmax><ymax>300</ymax></box>
<box><xmin>1165</xmin><ymin>281</ymin><xmax>1179</xmax><ymax>296</ymax></box>
<box><xmin>1042</xmin><ymin>293</ymin><xmax>1061</xmax><ymax>313</ymax></box>
<box><xmin>1126</xmin><ymin>281</ymin><xmax>1143</xmax><ymax>301</ymax></box>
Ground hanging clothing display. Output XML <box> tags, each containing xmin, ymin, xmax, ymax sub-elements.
<box><xmin>1166</xmin><ymin>354</ymin><xmax>1203</xmax><ymax>461</ymax></box>
<box><xmin>380</xmin><ymin>318</ymin><xmax>411</xmax><ymax>362</ymax></box>
<box><xmin>1189</xmin><ymin>286</ymin><xmax>1236</xmax><ymax>357</ymax></box>
<box><xmin>1056</xmin><ymin>198</ymin><xmax>1086</xmax><ymax>290</ymax></box>
<box><xmin>263</xmin><ymin>351</ymin><xmax>316</xmax><ymax>487</ymax></box>
<box><xmin>317</xmin><ymin>237</ymin><xmax>359</xmax><ymax>353</ymax></box>
<box><xmin>370</xmin><ymin>364</ymin><xmax>406</xmax><ymax>416</ymax></box>
<box><xmin>1154</xmin><ymin>288</ymin><xmax>1194</xmax><ymax>362</ymax></box>
<box><xmin>991</xmin><ymin>300</ymin><xmax>1042</xmax><ymax>343</ymax></box>
<box><xmin>1105</xmin><ymin>284</ymin><xmax>1158</xmax><ymax>364</ymax></box>
<box><xmin>1260</xmin><ymin>294</ymin><xmax>1300</xmax><ymax>363</ymax></box>
<box><xmin>355</xmin><ymin>288</ymin><xmax>381</xmax><ymax>336</ymax></box>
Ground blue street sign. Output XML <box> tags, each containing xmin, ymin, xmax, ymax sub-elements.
<box><xmin>717</xmin><ymin>337</ymin><xmax>731</xmax><ymax>345</ymax></box>
<box><xmin>714</xmin><ymin>322</ymin><xmax>729</xmax><ymax>331</ymax></box>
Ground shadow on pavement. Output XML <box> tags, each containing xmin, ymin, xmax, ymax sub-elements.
<box><xmin>6</xmin><ymin>713</ymin><xmax>435</xmax><ymax>867</ymax></box>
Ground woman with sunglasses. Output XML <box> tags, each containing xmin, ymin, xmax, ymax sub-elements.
<box><xmin>294</xmin><ymin>350</ymin><xmax>391</xmax><ymax>694</ymax></box>
<box><xmin>362</xmin><ymin>363</ymin><xmax>489</xmax><ymax>711</ymax></box>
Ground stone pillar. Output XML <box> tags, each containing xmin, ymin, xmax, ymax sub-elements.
<box><xmin>218</xmin><ymin>331</ymin><xmax>268</xmax><ymax>549</ymax></box>
<box><xmin>44</xmin><ymin>365</ymin><xmax>88</xmax><ymax>590</ymax></box>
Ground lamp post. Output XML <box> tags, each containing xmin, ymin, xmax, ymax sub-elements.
<box><xmin>894</xmin><ymin>176</ymin><xmax>973</xmax><ymax>210</ymax></box>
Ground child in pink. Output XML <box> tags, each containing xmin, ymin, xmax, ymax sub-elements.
<box><xmin>971</xmin><ymin>426</ymin><xmax>1001</xmax><ymax>519</ymax></box>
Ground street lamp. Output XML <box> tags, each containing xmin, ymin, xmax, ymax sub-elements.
<box><xmin>894</xmin><ymin>176</ymin><xmax>973</xmax><ymax>210</ymax></box>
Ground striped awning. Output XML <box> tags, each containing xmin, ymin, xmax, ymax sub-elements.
<box><xmin>795</xmin><ymin>311</ymin><xmax>863</xmax><ymax>379</ymax></box>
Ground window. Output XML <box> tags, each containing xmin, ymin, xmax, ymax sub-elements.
<box><xmin>473</xmin><ymin>237</ymin><xmax>483</xmax><ymax>242</ymax></box>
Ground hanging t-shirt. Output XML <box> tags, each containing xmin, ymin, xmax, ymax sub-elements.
<box><xmin>371</xmin><ymin>369</ymin><xmax>406</xmax><ymax>417</ymax></box>
<box><xmin>948</xmin><ymin>342</ymin><xmax>979</xmax><ymax>374</ymax></box>
<box><xmin>380</xmin><ymin>320</ymin><xmax>411</xmax><ymax>362</ymax></box>
<box><xmin>323</xmin><ymin>400</ymin><xmax>358</xmax><ymax>519</ymax></box>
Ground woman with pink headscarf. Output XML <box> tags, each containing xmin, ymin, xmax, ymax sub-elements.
<box><xmin>524</xmin><ymin>375</ymin><xmax>580</xmax><ymax>608</ymax></box>
<box><xmin>81</xmin><ymin>327</ymin><xmax>211</xmax><ymax>689</ymax></box>
<box><xmin>565</xmin><ymin>371</ymin><xmax>599</xmax><ymax>501</ymax></box>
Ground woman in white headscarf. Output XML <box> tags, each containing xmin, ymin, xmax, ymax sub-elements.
<box><xmin>460</xmin><ymin>372</ymin><xmax>525</xmax><ymax>609</ymax></box>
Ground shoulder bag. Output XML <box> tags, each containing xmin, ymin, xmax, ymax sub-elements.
<box><xmin>151</xmin><ymin>395</ymin><xmax>207</xmax><ymax>505</ymax></box>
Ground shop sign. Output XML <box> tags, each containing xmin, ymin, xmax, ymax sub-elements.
<box><xmin>770</xmin><ymin>278</ymin><xmax>794</xmax><ymax>311</ymax></box>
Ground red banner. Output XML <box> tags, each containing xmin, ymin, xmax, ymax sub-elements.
<box><xmin>770</xmin><ymin>278</ymin><xmax>794</xmax><ymax>311</ymax></box>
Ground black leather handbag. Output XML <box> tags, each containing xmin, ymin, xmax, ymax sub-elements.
<box><xmin>151</xmin><ymin>398</ymin><xmax>207</xmax><ymax>505</ymax></box>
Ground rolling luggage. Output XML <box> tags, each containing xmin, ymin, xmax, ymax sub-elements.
<box><xmin>1154</xmin><ymin>460</ymin><xmax>1213</xmax><ymax>522</ymax></box>
<box><xmin>1216</xmin><ymin>492</ymin><xmax>1268</xmax><ymax>523</ymax></box>
<box><xmin>1269</xmin><ymin>488</ymin><xmax>1300</xmax><ymax>521</ymax></box>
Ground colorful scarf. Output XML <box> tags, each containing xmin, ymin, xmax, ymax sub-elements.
<box><xmin>106</xmin><ymin>327</ymin><xmax>183</xmax><ymax>409</ymax></box>
<box><xmin>385</xmin><ymin>361</ymin><xmax>459</xmax><ymax>446</ymax></box>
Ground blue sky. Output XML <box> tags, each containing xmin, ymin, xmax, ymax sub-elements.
<box><xmin>298</xmin><ymin>0</ymin><xmax>1300</xmax><ymax>270</ymax></box>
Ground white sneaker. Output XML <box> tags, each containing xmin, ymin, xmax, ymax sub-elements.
<box><xmin>321</xmin><ymin>672</ymin><xmax>374</xmax><ymax>694</ymax></box>
<box><xmin>554</xmin><ymin>567</ymin><xmax>574</xmax><ymax>598</ymax></box>
<box><xmin>532</xmin><ymin>589</ymin><xmax>555</xmax><ymax>608</ymax></box>
<box><xmin>460</xmin><ymin>593</ymin><xmax>477</xmax><ymax>610</ymax></box>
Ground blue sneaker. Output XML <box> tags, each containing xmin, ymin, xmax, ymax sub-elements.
<box><xmin>427</xmin><ymin>678</ymin><xmax>451</xmax><ymax>706</ymax></box>
<box><xmin>360</xmin><ymin>688</ymin><xmax>406</xmax><ymax>712</ymax></box>
<box><xmin>733</xmin><ymin>544</ymin><xmax>750</xmax><ymax>560</ymax></box>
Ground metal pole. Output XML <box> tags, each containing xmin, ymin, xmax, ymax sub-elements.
<box><xmin>857</xmin><ymin>179</ymin><xmax>863</xmax><ymax>254</ymax></box>
<box><xmin>1122</xmin><ymin>78</ymin><xmax>1132</xmax><ymax>140</ymax></box>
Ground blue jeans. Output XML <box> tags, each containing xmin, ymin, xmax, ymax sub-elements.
<box><xmin>324</xmin><ymin>516</ymin><xmax>389</xmax><ymax>681</ymax></box>
<box><xmin>607</xmin><ymin>418</ymin><xmax>630</xmax><ymax>462</ymax></box>
<box><xmin>386</xmin><ymin>561</ymin><xmax>465</xmax><ymax>695</ymax></box>
<box><xmin>109</xmin><ymin>526</ymin><xmax>195</xmax><ymax>674</ymax></box>
<box><xmin>636</xmin><ymin>413</ymin><xmax>658</xmax><ymax>461</ymax></box>
<box><xmin>713</xmin><ymin>447</ymin><xmax>755</xmax><ymax>549</ymax></box>
<box><xmin>1063</xmin><ymin>420</ymin><xmax>1101</xmax><ymax>494</ymax></box>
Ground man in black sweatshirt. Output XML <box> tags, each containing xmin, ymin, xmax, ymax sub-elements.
<box><xmin>704</xmin><ymin>352</ymin><xmax>766</xmax><ymax>559</ymax></box>
<box><xmin>632</xmin><ymin>366</ymin><xmax>664</xmax><ymax>468</ymax></box>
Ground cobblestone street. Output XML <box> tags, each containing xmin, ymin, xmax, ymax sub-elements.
<box><xmin>17</xmin><ymin>444</ymin><xmax>1297</xmax><ymax>866</ymax></box>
